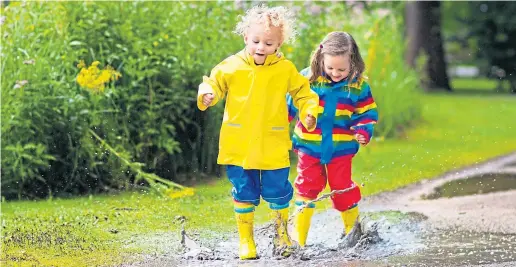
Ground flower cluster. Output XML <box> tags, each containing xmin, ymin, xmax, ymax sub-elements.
<box><xmin>76</xmin><ymin>60</ymin><xmax>121</xmax><ymax>93</ymax></box>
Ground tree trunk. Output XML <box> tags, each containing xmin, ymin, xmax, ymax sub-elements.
<box><xmin>405</xmin><ymin>1</ymin><xmax>451</xmax><ymax>91</ymax></box>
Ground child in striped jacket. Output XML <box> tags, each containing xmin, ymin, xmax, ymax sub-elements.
<box><xmin>287</xmin><ymin>31</ymin><xmax>379</xmax><ymax>247</ymax></box>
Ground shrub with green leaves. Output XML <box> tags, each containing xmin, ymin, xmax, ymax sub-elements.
<box><xmin>1</xmin><ymin>1</ymin><xmax>239</xmax><ymax>199</ymax></box>
<box><xmin>1</xmin><ymin>1</ymin><xmax>421</xmax><ymax>199</ymax></box>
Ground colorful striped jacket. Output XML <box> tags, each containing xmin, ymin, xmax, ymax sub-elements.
<box><xmin>287</xmin><ymin>69</ymin><xmax>379</xmax><ymax>164</ymax></box>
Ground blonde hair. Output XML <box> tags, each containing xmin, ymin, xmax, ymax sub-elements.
<box><xmin>234</xmin><ymin>4</ymin><xmax>297</xmax><ymax>44</ymax></box>
<box><xmin>309</xmin><ymin>32</ymin><xmax>365</xmax><ymax>83</ymax></box>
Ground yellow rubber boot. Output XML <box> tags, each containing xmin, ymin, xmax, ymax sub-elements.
<box><xmin>340</xmin><ymin>206</ymin><xmax>359</xmax><ymax>235</ymax></box>
<box><xmin>235</xmin><ymin>212</ymin><xmax>257</xmax><ymax>260</ymax></box>
<box><xmin>293</xmin><ymin>202</ymin><xmax>315</xmax><ymax>247</ymax></box>
<box><xmin>271</xmin><ymin>207</ymin><xmax>293</xmax><ymax>254</ymax></box>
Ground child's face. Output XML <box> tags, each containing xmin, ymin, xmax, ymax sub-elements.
<box><xmin>323</xmin><ymin>54</ymin><xmax>351</xmax><ymax>83</ymax></box>
<box><xmin>244</xmin><ymin>24</ymin><xmax>282</xmax><ymax>65</ymax></box>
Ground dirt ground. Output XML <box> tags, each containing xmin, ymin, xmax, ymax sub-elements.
<box><xmin>122</xmin><ymin>152</ymin><xmax>516</xmax><ymax>267</ymax></box>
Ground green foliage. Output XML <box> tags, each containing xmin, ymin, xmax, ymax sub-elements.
<box><xmin>468</xmin><ymin>2</ymin><xmax>516</xmax><ymax>92</ymax></box>
<box><xmin>442</xmin><ymin>1</ymin><xmax>516</xmax><ymax>92</ymax></box>
<box><xmin>1</xmin><ymin>1</ymin><xmax>240</xmax><ymax>199</ymax></box>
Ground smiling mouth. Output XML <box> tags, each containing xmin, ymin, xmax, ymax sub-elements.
<box><xmin>255</xmin><ymin>53</ymin><xmax>265</xmax><ymax>57</ymax></box>
<box><xmin>330</xmin><ymin>76</ymin><xmax>344</xmax><ymax>82</ymax></box>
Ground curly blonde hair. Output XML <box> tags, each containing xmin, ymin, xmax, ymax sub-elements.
<box><xmin>234</xmin><ymin>4</ymin><xmax>297</xmax><ymax>44</ymax></box>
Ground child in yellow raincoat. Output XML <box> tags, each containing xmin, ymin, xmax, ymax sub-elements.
<box><xmin>197</xmin><ymin>5</ymin><xmax>319</xmax><ymax>260</ymax></box>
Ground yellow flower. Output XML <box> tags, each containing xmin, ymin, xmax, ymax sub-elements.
<box><xmin>98</xmin><ymin>70</ymin><xmax>112</xmax><ymax>83</ymax></box>
<box><xmin>153</xmin><ymin>41</ymin><xmax>159</xmax><ymax>47</ymax></box>
<box><xmin>76</xmin><ymin>60</ymin><xmax>121</xmax><ymax>93</ymax></box>
<box><xmin>167</xmin><ymin>187</ymin><xmax>195</xmax><ymax>199</ymax></box>
<box><xmin>163</xmin><ymin>34</ymin><xmax>169</xmax><ymax>40</ymax></box>
<box><xmin>286</xmin><ymin>46</ymin><xmax>293</xmax><ymax>53</ymax></box>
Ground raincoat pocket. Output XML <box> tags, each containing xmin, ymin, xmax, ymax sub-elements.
<box><xmin>266</xmin><ymin>126</ymin><xmax>290</xmax><ymax>161</ymax></box>
<box><xmin>219</xmin><ymin>123</ymin><xmax>246</xmax><ymax>159</ymax></box>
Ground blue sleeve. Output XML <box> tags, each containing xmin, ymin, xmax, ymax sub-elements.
<box><xmin>286</xmin><ymin>93</ymin><xmax>298</xmax><ymax>122</ymax></box>
<box><xmin>287</xmin><ymin>67</ymin><xmax>311</xmax><ymax>122</ymax></box>
<box><xmin>350</xmin><ymin>82</ymin><xmax>378</xmax><ymax>142</ymax></box>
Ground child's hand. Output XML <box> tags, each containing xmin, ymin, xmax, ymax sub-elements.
<box><xmin>355</xmin><ymin>133</ymin><xmax>368</xmax><ymax>145</ymax></box>
<box><xmin>305</xmin><ymin>114</ymin><xmax>316</xmax><ymax>129</ymax></box>
<box><xmin>202</xmin><ymin>93</ymin><xmax>214</xmax><ymax>107</ymax></box>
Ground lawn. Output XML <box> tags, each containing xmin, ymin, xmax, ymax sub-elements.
<box><xmin>450</xmin><ymin>77</ymin><xmax>511</xmax><ymax>92</ymax></box>
<box><xmin>2</xmin><ymin>80</ymin><xmax>516</xmax><ymax>266</ymax></box>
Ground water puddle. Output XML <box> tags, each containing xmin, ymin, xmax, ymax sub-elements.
<box><xmin>389</xmin><ymin>230</ymin><xmax>516</xmax><ymax>266</ymax></box>
<box><xmin>125</xmin><ymin>209</ymin><xmax>516</xmax><ymax>266</ymax></box>
<box><xmin>422</xmin><ymin>173</ymin><xmax>516</xmax><ymax>199</ymax></box>
<box><xmin>507</xmin><ymin>161</ymin><xmax>516</xmax><ymax>168</ymax></box>
<box><xmin>179</xmin><ymin>210</ymin><xmax>428</xmax><ymax>266</ymax></box>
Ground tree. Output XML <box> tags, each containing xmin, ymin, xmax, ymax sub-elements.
<box><xmin>468</xmin><ymin>2</ymin><xmax>516</xmax><ymax>93</ymax></box>
<box><xmin>405</xmin><ymin>1</ymin><xmax>451</xmax><ymax>91</ymax></box>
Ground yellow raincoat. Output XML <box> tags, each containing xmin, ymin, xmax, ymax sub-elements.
<box><xmin>198</xmin><ymin>50</ymin><xmax>319</xmax><ymax>170</ymax></box>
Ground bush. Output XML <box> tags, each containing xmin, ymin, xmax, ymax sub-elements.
<box><xmin>1</xmin><ymin>1</ymin><xmax>239</xmax><ymax>199</ymax></box>
<box><xmin>1</xmin><ymin>1</ymin><xmax>421</xmax><ymax>199</ymax></box>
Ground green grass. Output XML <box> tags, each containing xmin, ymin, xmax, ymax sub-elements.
<box><xmin>451</xmin><ymin>77</ymin><xmax>511</xmax><ymax>91</ymax></box>
<box><xmin>353</xmin><ymin>91</ymin><xmax>516</xmax><ymax>195</ymax></box>
<box><xmin>1</xmin><ymin>185</ymin><xmax>236</xmax><ymax>267</ymax></box>
<box><xmin>2</xmin><ymin>90</ymin><xmax>516</xmax><ymax>266</ymax></box>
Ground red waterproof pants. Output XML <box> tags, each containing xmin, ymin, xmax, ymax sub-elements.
<box><xmin>295</xmin><ymin>151</ymin><xmax>361</xmax><ymax>211</ymax></box>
